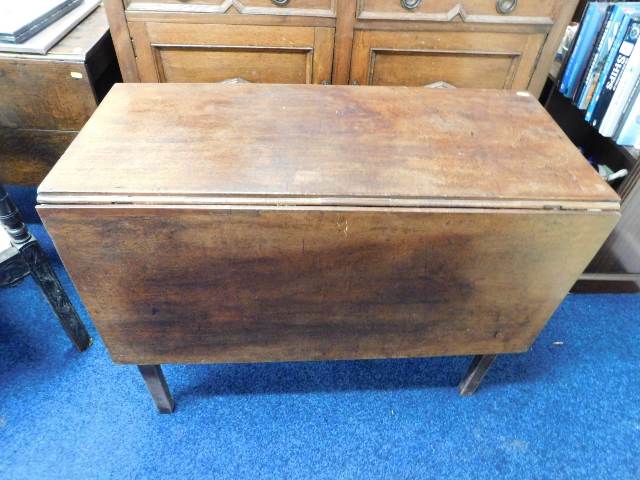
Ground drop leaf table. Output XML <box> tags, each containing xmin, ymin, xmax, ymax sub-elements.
<box><xmin>37</xmin><ymin>84</ymin><xmax>619</xmax><ymax>413</ymax></box>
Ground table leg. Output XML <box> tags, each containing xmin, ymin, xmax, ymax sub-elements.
<box><xmin>138</xmin><ymin>365</ymin><xmax>175</xmax><ymax>413</ymax></box>
<box><xmin>24</xmin><ymin>242</ymin><xmax>92</xmax><ymax>351</ymax></box>
<box><xmin>1</xmin><ymin>185</ymin><xmax>91</xmax><ymax>351</ymax></box>
<box><xmin>458</xmin><ymin>354</ymin><xmax>497</xmax><ymax>396</ymax></box>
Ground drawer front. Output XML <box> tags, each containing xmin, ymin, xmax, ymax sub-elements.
<box><xmin>124</xmin><ymin>0</ymin><xmax>337</xmax><ymax>17</ymax></box>
<box><xmin>350</xmin><ymin>30</ymin><xmax>545</xmax><ymax>89</ymax></box>
<box><xmin>39</xmin><ymin>206</ymin><xmax>616</xmax><ymax>365</ymax></box>
<box><xmin>357</xmin><ymin>0</ymin><xmax>556</xmax><ymax>23</ymax></box>
<box><xmin>130</xmin><ymin>22</ymin><xmax>334</xmax><ymax>84</ymax></box>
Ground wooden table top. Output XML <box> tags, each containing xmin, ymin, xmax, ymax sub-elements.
<box><xmin>38</xmin><ymin>83</ymin><xmax>619</xmax><ymax>210</ymax></box>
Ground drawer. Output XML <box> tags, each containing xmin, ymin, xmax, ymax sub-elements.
<box><xmin>350</xmin><ymin>29</ymin><xmax>545</xmax><ymax>88</ymax></box>
<box><xmin>357</xmin><ymin>0</ymin><xmax>556</xmax><ymax>23</ymax></box>
<box><xmin>124</xmin><ymin>0</ymin><xmax>337</xmax><ymax>17</ymax></box>
<box><xmin>129</xmin><ymin>22</ymin><xmax>334</xmax><ymax>84</ymax></box>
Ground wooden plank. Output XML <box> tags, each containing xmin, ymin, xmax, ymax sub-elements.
<box><xmin>332</xmin><ymin>0</ymin><xmax>356</xmax><ymax>84</ymax></box>
<box><xmin>103</xmin><ymin>0</ymin><xmax>140</xmax><ymax>82</ymax></box>
<box><xmin>125</xmin><ymin>10</ymin><xmax>335</xmax><ymax>27</ymax></box>
<box><xmin>312</xmin><ymin>27</ymin><xmax>335</xmax><ymax>84</ymax></box>
<box><xmin>38</xmin><ymin>84</ymin><xmax>619</xmax><ymax>208</ymax></box>
<box><xmin>37</xmin><ymin>205</ymin><xmax>618</xmax><ymax>365</ymax></box>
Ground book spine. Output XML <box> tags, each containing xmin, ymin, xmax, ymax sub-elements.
<box><xmin>601</xmin><ymin>21</ymin><xmax>640</xmax><ymax>137</ymax></box>
<box><xmin>561</xmin><ymin>3</ymin><xmax>597</xmax><ymax>96</ymax></box>
<box><xmin>586</xmin><ymin>11</ymin><xmax>630</xmax><ymax>123</ymax></box>
<box><xmin>614</xmin><ymin>75</ymin><xmax>640</xmax><ymax>143</ymax></box>
<box><xmin>582</xmin><ymin>7</ymin><xmax>625</xmax><ymax>113</ymax></box>
<box><xmin>615</xmin><ymin>78</ymin><xmax>640</xmax><ymax>146</ymax></box>
<box><xmin>577</xmin><ymin>5</ymin><xmax>615</xmax><ymax>109</ymax></box>
<box><xmin>570</xmin><ymin>3</ymin><xmax>609</xmax><ymax>100</ymax></box>
<box><xmin>592</xmin><ymin>19</ymin><xmax>639</xmax><ymax>129</ymax></box>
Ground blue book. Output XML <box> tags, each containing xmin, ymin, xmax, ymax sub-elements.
<box><xmin>592</xmin><ymin>19</ymin><xmax>640</xmax><ymax>130</ymax></box>
<box><xmin>577</xmin><ymin>4</ymin><xmax>617</xmax><ymax>109</ymax></box>
<box><xmin>559</xmin><ymin>2</ymin><xmax>595</xmax><ymax>96</ymax></box>
<box><xmin>586</xmin><ymin>3</ymin><xmax>640</xmax><ymax>122</ymax></box>
<box><xmin>560</xmin><ymin>2</ymin><xmax>608</xmax><ymax>98</ymax></box>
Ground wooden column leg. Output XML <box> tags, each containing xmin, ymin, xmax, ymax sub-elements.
<box><xmin>458</xmin><ymin>354</ymin><xmax>497</xmax><ymax>396</ymax></box>
<box><xmin>22</xmin><ymin>242</ymin><xmax>92</xmax><ymax>351</ymax></box>
<box><xmin>138</xmin><ymin>365</ymin><xmax>175</xmax><ymax>413</ymax></box>
<box><xmin>0</xmin><ymin>185</ymin><xmax>91</xmax><ymax>351</ymax></box>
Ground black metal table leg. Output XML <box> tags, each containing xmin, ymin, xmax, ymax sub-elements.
<box><xmin>138</xmin><ymin>365</ymin><xmax>175</xmax><ymax>413</ymax></box>
<box><xmin>0</xmin><ymin>185</ymin><xmax>92</xmax><ymax>352</ymax></box>
<box><xmin>458</xmin><ymin>354</ymin><xmax>497</xmax><ymax>396</ymax></box>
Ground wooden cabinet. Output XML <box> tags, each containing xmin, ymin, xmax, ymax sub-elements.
<box><xmin>105</xmin><ymin>0</ymin><xmax>577</xmax><ymax>96</ymax></box>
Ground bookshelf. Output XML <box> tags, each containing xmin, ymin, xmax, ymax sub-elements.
<box><xmin>540</xmin><ymin>8</ymin><xmax>640</xmax><ymax>293</ymax></box>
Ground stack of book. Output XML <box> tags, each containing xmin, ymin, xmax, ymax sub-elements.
<box><xmin>0</xmin><ymin>0</ymin><xmax>99</xmax><ymax>55</ymax></box>
<box><xmin>0</xmin><ymin>0</ymin><xmax>82</xmax><ymax>44</ymax></box>
<box><xmin>560</xmin><ymin>1</ymin><xmax>640</xmax><ymax>148</ymax></box>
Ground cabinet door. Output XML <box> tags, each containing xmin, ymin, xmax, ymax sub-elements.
<box><xmin>129</xmin><ymin>22</ymin><xmax>334</xmax><ymax>84</ymax></box>
<box><xmin>350</xmin><ymin>29</ymin><xmax>545</xmax><ymax>89</ymax></box>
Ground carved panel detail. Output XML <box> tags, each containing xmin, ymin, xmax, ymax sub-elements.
<box><xmin>356</xmin><ymin>0</ymin><xmax>553</xmax><ymax>25</ymax></box>
<box><xmin>125</xmin><ymin>0</ymin><xmax>337</xmax><ymax>18</ymax></box>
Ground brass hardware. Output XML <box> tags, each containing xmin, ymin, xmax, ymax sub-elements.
<box><xmin>271</xmin><ymin>0</ymin><xmax>290</xmax><ymax>5</ymax></box>
<box><xmin>400</xmin><ymin>0</ymin><xmax>421</xmax><ymax>10</ymax></box>
<box><xmin>496</xmin><ymin>0</ymin><xmax>517</xmax><ymax>14</ymax></box>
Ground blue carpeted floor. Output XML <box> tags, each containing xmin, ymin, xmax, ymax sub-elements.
<box><xmin>1</xmin><ymin>186</ymin><xmax>638</xmax><ymax>479</ymax></box>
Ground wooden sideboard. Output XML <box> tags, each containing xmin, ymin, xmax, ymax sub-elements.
<box><xmin>104</xmin><ymin>0</ymin><xmax>577</xmax><ymax>95</ymax></box>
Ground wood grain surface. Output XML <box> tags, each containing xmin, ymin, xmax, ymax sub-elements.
<box><xmin>38</xmin><ymin>205</ymin><xmax>618</xmax><ymax>365</ymax></box>
<box><xmin>129</xmin><ymin>23</ymin><xmax>334</xmax><ymax>84</ymax></box>
<box><xmin>0</xmin><ymin>128</ymin><xmax>76</xmax><ymax>185</ymax></box>
<box><xmin>349</xmin><ymin>29</ymin><xmax>545</xmax><ymax>89</ymax></box>
<box><xmin>38</xmin><ymin>84</ymin><xmax>618</xmax><ymax>209</ymax></box>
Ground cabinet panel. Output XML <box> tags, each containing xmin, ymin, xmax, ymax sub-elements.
<box><xmin>157</xmin><ymin>48</ymin><xmax>312</xmax><ymax>83</ymax></box>
<box><xmin>130</xmin><ymin>22</ymin><xmax>334</xmax><ymax>84</ymax></box>
<box><xmin>357</xmin><ymin>0</ymin><xmax>556</xmax><ymax>23</ymax></box>
<box><xmin>124</xmin><ymin>0</ymin><xmax>336</xmax><ymax>17</ymax></box>
<box><xmin>350</xmin><ymin>29</ymin><xmax>544</xmax><ymax>88</ymax></box>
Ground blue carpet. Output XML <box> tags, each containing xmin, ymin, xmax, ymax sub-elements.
<box><xmin>1</xmin><ymin>186</ymin><xmax>639</xmax><ymax>479</ymax></box>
